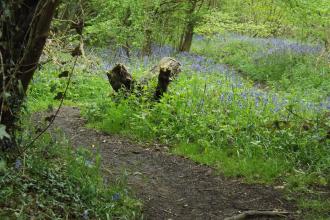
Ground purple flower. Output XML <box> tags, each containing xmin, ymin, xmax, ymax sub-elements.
<box><xmin>240</xmin><ymin>92</ymin><xmax>248</xmax><ymax>100</ymax></box>
<box><xmin>112</xmin><ymin>193</ymin><xmax>121</xmax><ymax>201</ymax></box>
<box><xmin>220</xmin><ymin>94</ymin><xmax>225</xmax><ymax>102</ymax></box>
<box><xmin>15</xmin><ymin>159</ymin><xmax>21</xmax><ymax>170</ymax></box>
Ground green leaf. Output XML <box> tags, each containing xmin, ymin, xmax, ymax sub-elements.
<box><xmin>0</xmin><ymin>160</ymin><xmax>6</xmax><ymax>172</ymax></box>
<box><xmin>0</xmin><ymin>124</ymin><xmax>10</xmax><ymax>140</ymax></box>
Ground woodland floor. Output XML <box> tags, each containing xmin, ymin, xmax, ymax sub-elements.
<box><xmin>39</xmin><ymin>106</ymin><xmax>299</xmax><ymax>220</ymax></box>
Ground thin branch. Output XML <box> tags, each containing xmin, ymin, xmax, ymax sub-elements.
<box><xmin>22</xmin><ymin>57</ymin><xmax>78</xmax><ymax>152</ymax></box>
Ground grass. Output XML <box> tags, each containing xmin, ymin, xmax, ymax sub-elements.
<box><xmin>23</xmin><ymin>37</ymin><xmax>330</xmax><ymax>219</ymax></box>
<box><xmin>191</xmin><ymin>35</ymin><xmax>330</xmax><ymax>103</ymax></box>
<box><xmin>0</xmin><ymin>52</ymin><xmax>142</xmax><ymax>218</ymax></box>
<box><xmin>0</xmin><ymin>130</ymin><xmax>141</xmax><ymax>219</ymax></box>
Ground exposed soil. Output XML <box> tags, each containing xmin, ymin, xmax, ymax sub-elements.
<box><xmin>40</xmin><ymin>106</ymin><xmax>298</xmax><ymax>220</ymax></box>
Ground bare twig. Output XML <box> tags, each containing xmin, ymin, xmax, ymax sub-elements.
<box><xmin>22</xmin><ymin>56</ymin><xmax>78</xmax><ymax>152</ymax></box>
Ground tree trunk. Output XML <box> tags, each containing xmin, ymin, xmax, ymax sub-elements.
<box><xmin>179</xmin><ymin>0</ymin><xmax>198</xmax><ymax>52</ymax></box>
<box><xmin>179</xmin><ymin>21</ymin><xmax>195</xmax><ymax>52</ymax></box>
<box><xmin>122</xmin><ymin>7</ymin><xmax>132</xmax><ymax>59</ymax></box>
<box><xmin>123</xmin><ymin>41</ymin><xmax>131</xmax><ymax>58</ymax></box>
<box><xmin>142</xmin><ymin>28</ymin><xmax>153</xmax><ymax>56</ymax></box>
<box><xmin>0</xmin><ymin>0</ymin><xmax>59</xmax><ymax>149</ymax></box>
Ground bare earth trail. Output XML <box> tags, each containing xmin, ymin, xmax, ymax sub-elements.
<box><xmin>48</xmin><ymin>106</ymin><xmax>297</xmax><ymax>219</ymax></box>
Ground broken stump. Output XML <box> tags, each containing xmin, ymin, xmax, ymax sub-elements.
<box><xmin>154</xmin><ymin>57</ymin><xmax>181</xmax><ymax>100</ymax></box>
<box><xmin>106</xmin><ymin>64</ymin><xmax>133</xmax><ymax>92</ymax></box>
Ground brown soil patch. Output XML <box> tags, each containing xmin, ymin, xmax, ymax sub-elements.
<box><xmin>42</xmin><ymin>106</ymin><xmax>298</xmax><ymax>220</ymax></box>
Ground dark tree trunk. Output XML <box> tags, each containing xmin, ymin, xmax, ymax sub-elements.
<box><xmin>0</xmin><ymin>0</ymin><xmax>59</xmax><ymax>149</ymax></box>
<box><xmin>179</xmin><ymin>0</ymin><xmax>198</xmax><ymax>52</ymax></box>
<box><xmin>142</xmin><ymin>28</ymin><xmax>153</xmax><ymax>56</ymax></box>
<box><xmin>179</xmin><ymin>21</ymin><xmax>195</xmax><ymax>52</ymax></box>
<box><xmin>122</xmin><ymin>7</ymin><xmax>132</xmax><ymax>58</ymax></box>
<box><xmin>124</xmin><ymin>41</ymin><xmax>131</xmax><ymax>58</ymax></box>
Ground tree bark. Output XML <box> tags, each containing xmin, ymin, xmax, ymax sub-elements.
<box><xmin>0</xmin><ymin>0</ymin><xmax>59</xmax><ymax>149</ymax></box>
<box><xmin>142</xmin><ymin>28</ymin><xmax>153</xmax><ymax>56</ymax></box>
<box><xmin>154</xmin><ymin>57</ymin><xmax>181</xmax><ymax>100</ymax></box>
<box><xmin>179</xmin><ymin>20</ymin><xmax>195</xmax><ymax>52</ymax></box>
<box><xmin>106</xmin><ymin>64</ymin><xmax>133</xmax><ymax>92</ymax></box>
<box><xmin>179</xmin><ymin>0</ymin><xmax>198</xmax><ymax>52</ymax></box>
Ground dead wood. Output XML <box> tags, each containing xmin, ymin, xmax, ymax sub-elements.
<box><xmin>106</xmin><ymin>57</ymin><xmax>181</xmax><ymax>100</ymax></box>
<box><xmin>106</xmin><ymin>64</ymin><xmax>133</xmax><ymax>92</ymax></box>
<box><xmin>154</xmin><ymin>57</ymin><xmax>181</xmax><ymax>100</ymax></box>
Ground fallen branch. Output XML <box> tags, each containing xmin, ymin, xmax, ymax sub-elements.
<box><xmin>224</xmin><ymin>210</ymin><xmax>290</xmax><ymax>220</ymax></box>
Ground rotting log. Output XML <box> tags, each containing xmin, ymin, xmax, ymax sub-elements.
<box><xmin>106</xmin><ymin>64</ymin><xmax>133</xmax><ymax>92</ymax></box>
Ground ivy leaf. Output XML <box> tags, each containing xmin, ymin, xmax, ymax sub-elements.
<box><xmin>0</xmin><ymin>124</ymin><xmax>10</xmax><ymax>140</ymax></box>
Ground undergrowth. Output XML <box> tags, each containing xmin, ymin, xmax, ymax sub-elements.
<box><xmin>0</xmin><ymin>70</ymin><xmax>142</xmax><ymax>219</ymax></box>
<box><xmin>0</xmin><ymin>128</ymin><xmax>141</xmax><ymax>219</ymax></box>
<box><xmin>26</xmin><ymin>39</ymin><xmax>330</xmax><ymax>219</ymax></box>
<box><xmin>191</xmin><ymin>35</ymin><xmax>330</xmax><ymax>103</ymax></box>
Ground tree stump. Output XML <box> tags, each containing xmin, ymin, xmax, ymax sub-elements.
<box><xmin>106</xmin><ymin>64</ymin><xmax>133</xmax><ymax>92</ymax></box>
<box><xmin>154</xmin><ymin>57</ymin><xmax>181</xmax><ymax>100</ymax></box>
<box><xmin>106</xmin><ymin>58</ymin><xmax>181</xmax><ymax>100</ymax></box>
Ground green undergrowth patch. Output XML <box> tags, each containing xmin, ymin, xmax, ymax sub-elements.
<box><xmin>191</xmin><ymin>36</ymin><xmax>330</xmax><ymax>102</ymax></box>
<box><xmin>27</xmin><ymin>58</ymin><xmax>111</xmax><ymax>112</ymax></box>
<box><xmin>79</xmin><ymin>72</ymin><xmax>329</xmax><ymax>218</ymax></box>
<box><xmin>71</xmin><ymin>71</ymin><xmax>329</xmax><ymax>186</ymax></box>
<box><xmin>28</xmin><ymin>49</ymin><xmax>330</xmax><ymax>219</ymax></box>
<box><xmin>173</xmin><ymin>143</ymin><xmax>289</xmax><ymax>183</ymax></box>
<box><xmin>0</xmin><ymin>127</ymin><xmax>141</xmax><ymax>219</ymax></box>
<box><xmin>18</xmin><ymin>59</ymin><xmax>142</xmax><ymax>219</ymax></box>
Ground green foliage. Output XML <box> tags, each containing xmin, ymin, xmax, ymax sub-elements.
<box><xmin>284</xmin><ymin>0</ymin><xmax>330</xmax><ymax>47</ymax></box>
<box><xmin>195</xmin><ymin>0</ymin><xmax>329</xmax><ymax>46</ymax></box>
<box><xmin>85</xmin><ymin>0</ymin><xmax>145</xmax><ymax>47</ymax></box>
<box><xmin>30</xmin><ymin>60</ymin><xmax>329</xmax><ymax>186</ymax></box>
<box><xmin>196</xmin><ymin>11</ymin><xmax>280</xmax><ymax>37</ymax></box>
<box><xmin>24</xmin><ymin>1</ymin><xmax>330</xmax><ymax>216</ymax></box>
<box><xmin>0</xmin><ymin>132</ymin><xmax>141</xmax><ymax>219</ymax></box>
<box><xmin>0</xmin><ymin>125</ymin><xmax>10</xmax><ymax>140</ymax></box>
<box><xmin>77</xmin><ymin>0</ymin><xmax>213</xmax><ymax>50</ymax></box>
<box><xmin>191</xmin><ymin>36</ymin><xmax>330</xmax><ymax>102</ymax></box>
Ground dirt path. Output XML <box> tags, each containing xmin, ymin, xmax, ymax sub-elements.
<box><xmin>46</xmin><ymin>106</ymin><xmax>297</xmax><ymax>219</ymax></box>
